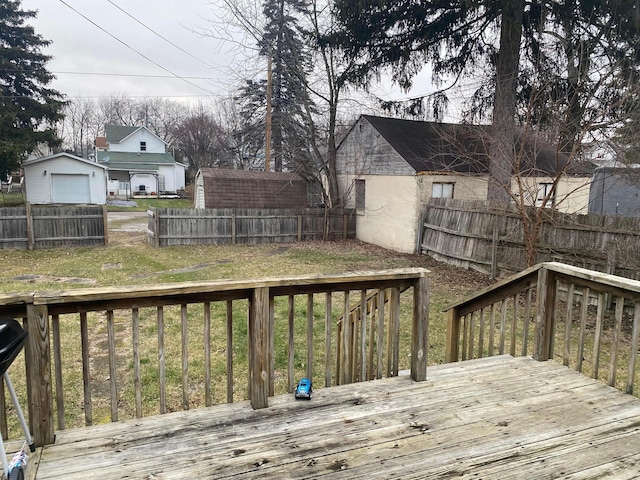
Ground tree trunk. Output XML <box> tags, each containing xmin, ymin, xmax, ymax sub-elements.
<box><xmin>488</xmin><ymin>0</ymin><xmax>525</xmax><ymax>204</ymax></box>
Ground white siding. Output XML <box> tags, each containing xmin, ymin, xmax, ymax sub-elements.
<box><xmin>24</xmin><ymin>155</ymin><xmax>107</xmax><ymax>204</ymax></box>
<box><xmin>110</xmin><ymin>129</ymin><xmax>166</xmax><ymax>153</ymax></box>
<box><xmin>340</xmin><ymin>174</ymin><xmax>421</xmax><ymax>253</ymax></box>
<box><xmin>510</xmin><ymin>176</ymin><xmax>591</xmax><ymax>214</ymax></box>
<box><xmin>157</xmin><ymin>164</ymin><xmax>185</xmax><ymax>193</ymax></box>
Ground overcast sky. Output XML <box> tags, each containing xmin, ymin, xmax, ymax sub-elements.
<box><xmin>22</xmin><ymin>0</ymin><xmax>245</xmax><ymax>102</ymax></box>
<box><xmin>21</xmin><ymin>0</ymin><xmax>437</xmax><ymax>118</ymax></box>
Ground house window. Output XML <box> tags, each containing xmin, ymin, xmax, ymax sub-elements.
<box><xmin>536</xmin><ymin>182</ymin><xmax>555</xmax><ymax>207</ymax></box>
<box><xmin>432</xmin><ymin>182</ymin><xmax>454</xmax><ymax>198</ymax></box>
<box><xmin>355</xmin><ymin>179</ymin><xmax>365</xmax><ymax>211</ymax></box>
<box><xmin>140</xmin><ymin>141</ymin><xmax>147</xmax><ymax>152</ymax></box>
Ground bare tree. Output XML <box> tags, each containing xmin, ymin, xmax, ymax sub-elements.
<box><xmin>173</xmin><ymin>102</ymin><xmax>229</xmax><ymax>172</ymax></box>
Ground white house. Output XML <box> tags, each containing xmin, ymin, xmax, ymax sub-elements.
<box><xmin>22</xmin><ymin>153</ymin><xmax>108</xmax><ymax>205</ymax></box>
<box><xmin>96</xmin><ymin>125</ymin><xmax>186</xmax><ymax>196</ymax></box>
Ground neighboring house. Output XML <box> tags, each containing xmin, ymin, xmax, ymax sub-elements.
<box><xmin>194</xmin><ymin>168</ymin><xmax>309</xmax><ymax>209</ymax></box>
<box><xmin>96</xmin><ymin>125</ymin><xmax>186</xmax><ymax>196</ymax></box>
<box><xmin>588</xmin><ymin>166</ymin><xmax>640</xmax><ymax>217</ymax></box>
<box><xmin>337</xmin><ymin>115</ymin><xmax>593</xmax><ymax>253</ymax></box>
<box><xmin>22</xmin><ymin>153</ymin><xmax>107</xmax><ymax>205</ymax></box>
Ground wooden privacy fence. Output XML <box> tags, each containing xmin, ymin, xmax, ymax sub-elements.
<box><xmin>0</xmin><ymin>268</ymin><xmax>429</xmax><ymax>447</ymax></box>
<box><xmin>444</xmin><ymin>262</ymin><xmax>640</xmax><ymax>396</ymax></box>
<box><xmin>420</xmin><ymin>198</ymin><xmax>640</xmax><ymax>278</ymax></box>
<box><xmin>0</xmin><ymin>204</ymin><xmax>108</xmax><ymax>249</ymax></box>
<box><xmin>147</xmin><ymin>208</ymin><xmax>356</xmax><ymax>247</ymax></box>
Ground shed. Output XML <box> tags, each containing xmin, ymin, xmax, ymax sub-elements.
<box><xmin>23</xmin><ymin>153</ymin><xmax>108</xmax><ymax>205</ymax></box>
<box><xmin>588</xmin><ymin>166</ymin><xmax>640</xmax><ymax>217</ymax></box>
<box><xmin>194</xmin><ymin>169</ymin><xmax>309</xmax><ymax>209</ymax></box>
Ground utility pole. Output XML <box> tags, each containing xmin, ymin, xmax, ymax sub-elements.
<box><xmin>265</xmin><ymin>54</ymin><xmax>273</xmax><ymax>172</ymax></box>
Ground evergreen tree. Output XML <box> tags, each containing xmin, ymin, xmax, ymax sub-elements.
<box><xmin>254</xmin><ymin>0</ymin><xmax>315</xmax><ymax>172</ymax></box>
<box><xmin>0</xmin><ymin>0</ymin><xmax>64</xmax><ymax>180</ymax></box>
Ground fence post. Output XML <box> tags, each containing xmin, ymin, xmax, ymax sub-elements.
<box><xmin>152</xmin><ymin>208</ymin><xmax>160</xmax><ymax>248</ymax></box>
<box><xmin>102</xmin><ymin>205</ymin><xmax>109</xmax><ymax>246</ymax></box>
<box><xmin>534</xmin><ymin>266</ymin><xmax>556</xmax><ymax>361</ymax></box>
<box><xmin>231</xmin><ymin>214</ymin><xmax>236</xmax><ymax>245</ymax></box>
<box><xmin>343</xmin><ymin>214</ymin><xmax>348</xmax><ymax>239</ymax></box>
<box><xmin>248</xmin><ymin>287</ymin><xmax>270</xmax><ymax>409</ymax></box>
<box><xmin>491</xmin><ymin>224</ymin><xmax>498</xmax><ymax>280</ymax></box>
<box><xmin>25</xmin><ymin>304</ymin><xmax>55</xmax><ymax>446</ymax></box>
<box><xmin>445</xmin><ymin>306</ymin><xmax>460</xmax><ymax>362</ymax></box>
<box><xmin>411</xmin><ymin>276</ymin><xmax>430</xmax><ymax>381</ymax></box>
<box><xmin>25</xmin><ymin>202</ymin><xmax>34</xmax><ymax>250</ymax></box>
<box><xmin>297</xmin><ymin>215</ymin><xmax>302</xmax><ymax>242</ymax></box>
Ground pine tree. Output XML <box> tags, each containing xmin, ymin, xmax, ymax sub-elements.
<box><xmin>258</xmin><ymin>0</ymin><xmax>315</xmax><ymax>172</ymax></box>
<box><xmin>0</xmin><ymin>0</ymin><xmax>64</xmax><ymax>181</ymax></box>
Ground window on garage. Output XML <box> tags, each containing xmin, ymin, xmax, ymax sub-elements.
<box><xmin>431</xmin><ymin>182</ymin><xmax>454</xmax><ymax>198</ymax></box>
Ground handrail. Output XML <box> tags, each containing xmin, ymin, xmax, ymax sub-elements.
<box><xmin>444</xmin><ymin>262</ymin><xmax>640</xmax><ymax>401</ymax></box>
<box><xmin>0</xmin><ymin>268</ymin><xmax>430</xmax><ymax>447</ymax></box>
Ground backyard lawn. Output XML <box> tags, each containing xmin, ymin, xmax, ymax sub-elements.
<box><xmin>0</xmin><ymin>225</ymin><xmax>493</xmax><ymax>432</ymax></box>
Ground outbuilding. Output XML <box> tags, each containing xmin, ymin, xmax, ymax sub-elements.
<box><xmin>23</xmin><ymin>153</ymin><xmax>108</xmax><ymax>205</ymax></box>
<box><xmin>194</xmin><ymin>168</ymin><xmax>309</xmax><ymax>209</ymax></box>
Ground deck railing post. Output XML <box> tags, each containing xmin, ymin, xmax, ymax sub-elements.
<box><xmin>25</xmin><ymin>304</ymin><xmax>55</xmax><ymax>446</ymax></box>
<box><xmin>445</xmin><ymin>306</ymin><xmax>461</xmax><ymax>362</ymax></box>
<box><xmin>534</xmin><ymin>266</ymin><xmax>556</xmax><ymax>361</ymax></box>
<box><xmin>411</xmin><ymin>276</ymin><xmax>430</xmax><ymax>381</ymax></box>
<box><xmin>248</xmin><ymin>287</ymin><xmax>270</xmax><ymax>409</ymax></box>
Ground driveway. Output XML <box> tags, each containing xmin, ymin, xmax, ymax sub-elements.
<box><xmin>108</xmin><ymin>211</ymin><xmax>148</xmax><ymax>232</ymax></box>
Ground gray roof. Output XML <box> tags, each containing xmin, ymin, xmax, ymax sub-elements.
<box><xmin>23</xmin><ymin>152</ymin><xmax>108</xmax><ymax>170</ymax></box>
<box><xmin>358</xmin><ymin>115</ymin><xmax>593</xmax><ymax>176</ymax></box>
<box><xmin>105</xmin><ymin>125</ymin><xmax>140</xmax><ymax>144</ymax></box>
<box><xmin>198</xmin><ymin>168</ymin><xmax>303</xmax><ymax>181</ymax></box>
<box><xmin>97</xmin><ymin>151</ymin><xmax>175</xmax><ymax>172</ymax></box>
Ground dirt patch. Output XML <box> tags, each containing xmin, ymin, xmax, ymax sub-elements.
<box><xmin>10</xmin><ymin>274</ymin><xmax>96</xmax><ymax>285</ymax></box>
<box><xmin>108</xmin><ymin>230</ymin><xmax>148</xmax><ymax>247</ymax></box>
<box><xmin>291</xmin><ymin>240</ymin><xmax>493</xmax><ymax>298</ymax></box>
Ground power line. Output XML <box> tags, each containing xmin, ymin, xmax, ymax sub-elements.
<box><xmin>0</xmin><ymin>69</ymin><xmax>219</xmax><ymax>80</ymax></box>
<box><xmin>104</xmin><ymin>0</ymin><xmax>224</xmax><ymax>74</ymax></box>
<box><xmin>56</xmin><ymin>0</ymin><xmax>218</xmax><ymax>96</ymax></box>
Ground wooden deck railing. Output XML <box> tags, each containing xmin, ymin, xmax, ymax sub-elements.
<box><xmin>0</xmin><ymin>268</ymin><xmax>429</xmax><ymax>447</ymax></box>
<box><xmin>445</xmin><ymin>262</ymin><xmax>640</xmax><ymax>397</ymax></box>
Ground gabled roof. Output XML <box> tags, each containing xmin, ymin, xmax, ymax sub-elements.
<box><xmin>105</xmin><ymin>125</ymin><xmax>139</xmax><ymax>144</ymax></box>
<box><xmin>104</xmin><ymin>125</ymin><xmax>167</xmax><ymax>146</ymax></box>
<box><xmin>23</xmin><ymin>152</ymin><xmax>108</xmax><ymax>170</ymax></box>
<box><xmin>357</xmin><ymin>115</ymin><xmax>591</xmax><ymax>176</ymax></box>
<box><xmin>97</xmin><ymin>151</ymin><xmax>175</xmax><ymax>172</ymax></box>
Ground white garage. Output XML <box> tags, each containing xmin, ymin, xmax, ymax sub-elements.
<box><xmin>23</xmin><ymin>153</ymin><xmax>108</xmax><ymax>205</ymax></box>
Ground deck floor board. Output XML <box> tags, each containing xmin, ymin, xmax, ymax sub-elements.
<box><xmin>30</xmin><ymin>356</ymin><xmax>640</xmax><ymax>479</ymax></box>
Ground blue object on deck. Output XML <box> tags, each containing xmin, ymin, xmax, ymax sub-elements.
<box><xmin>294</xmin><ymin>378</ymin><xmax>312</xmax><ymax>399</ymax></box>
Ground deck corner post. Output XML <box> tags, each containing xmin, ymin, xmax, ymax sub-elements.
<box><xmin>25</xmin><ymin>304</ymin><xmax>55</xmax><ymax>446</ymax></box>
<box><xmin>411</xmin><ymin>276</ymin><xmax>430</xmax><ymax>381</ymax></box>
<box><xmin>534</xmin><ymin>266</ymin><xmax>556</xmax><ymax>361</ymax></box>
<box><xmin>445</xmin><ymin>307</ymin><xmax>461</xmax><ymax>363</ymax></box>
<box><xmin>249</xmin><ymin>287</ymin><xmax>270</xmax><ymax>409</ymax></box>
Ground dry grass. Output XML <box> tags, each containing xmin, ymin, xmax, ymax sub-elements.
<box><xmin>1</xmin><ymin>234</ymin><xmax>492</xmax><ymax>436</ymax></box>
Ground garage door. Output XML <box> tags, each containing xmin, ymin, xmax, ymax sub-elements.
<box><xmin>52</xmin><ymin>174</ymin><xmax>91</xmax><ymax>204</ymax></box>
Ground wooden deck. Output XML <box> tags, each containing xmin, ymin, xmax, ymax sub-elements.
<box><xmin>28</xmin><ymin>356</ymin><xmax>640</xmax><ymax>479</ymax></box>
